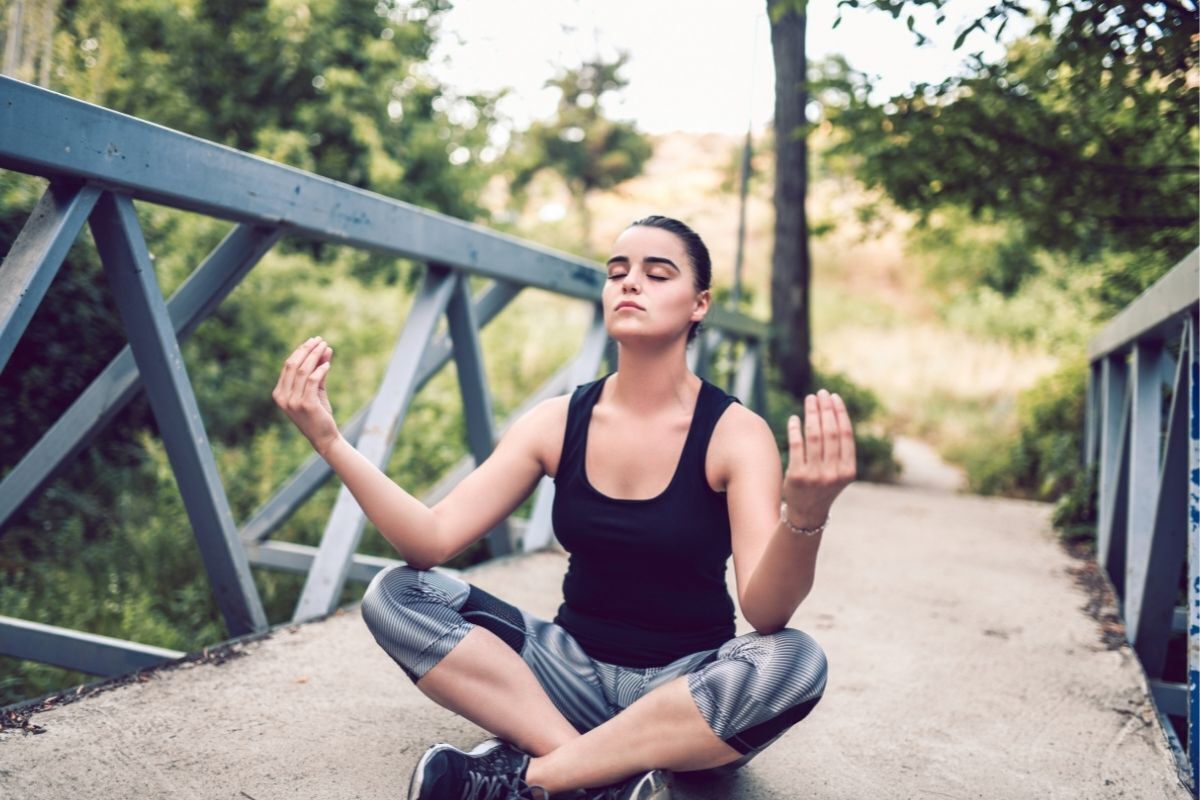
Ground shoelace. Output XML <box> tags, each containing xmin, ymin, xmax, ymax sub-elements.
<box><xmin>457</xmin><ymin>770</ymin><xmax>546</xmax><ymax>800</ymax></box>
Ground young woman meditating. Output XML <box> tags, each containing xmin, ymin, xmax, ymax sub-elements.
<box><xmin>273</xmin><ymin>215</ymin><xmax>856</xmax><ymax>799</ymax></box>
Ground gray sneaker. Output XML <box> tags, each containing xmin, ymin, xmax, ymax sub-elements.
<box><xmin>408</xmin><ymin>737</ymin><xmax>544</xmax><ymax>800</ymax></box>
<box><xmin>577</xmin><ymin>769</ymin><xmax>673</xmax><ymax>800</ymax></box>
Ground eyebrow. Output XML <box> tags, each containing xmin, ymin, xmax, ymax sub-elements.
<box><xmin>605</xmin><ymin>255</ymin><xmax>680</xmax><ymax>272</ymax></box>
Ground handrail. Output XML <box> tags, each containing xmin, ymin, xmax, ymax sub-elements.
<box><xmin>0</xmin><ymin>76</ymin><xmax>771</xmax><ymax>683</ymax></box>
<box><xmin>1083</xmin><ymin>247</ymin><xmax>1198</xmax><ymax>792</ymax></box>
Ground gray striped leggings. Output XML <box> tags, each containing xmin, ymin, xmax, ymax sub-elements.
<box><xmin>359</xmin><ymin>564</ymin><xmax>828</xmax><ymax>770</ymax></box>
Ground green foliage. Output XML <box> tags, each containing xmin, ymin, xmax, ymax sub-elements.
<box><xmin>508</xmin><ymin>53</ymin><xmax>652</xmax><ymax>248</ymax></box>
<box><xmin>951</xmin><ymin>357</ymin><xmax>1099</xmax><ymax>552</ymax></box>
<box><xmin>962</xmin><ymin>357</ymin><xmax>1087</xmax><ymax>499</ymax></box>
<box><xmin>818</xmin><ymin>3</ymin><xmax>1198</xmax><ymax>264</ymax></box>
<box><xmin>813</xmin><ymin>0</ymin><xmax>1195</xmax><ymax>547</ymax></box>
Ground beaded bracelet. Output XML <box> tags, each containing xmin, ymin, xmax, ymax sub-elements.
<box><xmin>780</xmin><ymin>502</ymin><xmax>830</xmax><ymax>537</ymax></box>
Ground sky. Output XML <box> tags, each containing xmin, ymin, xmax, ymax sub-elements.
<box><xmin>427</xmin><ymin>0</ymin><xmax>1030</xmax><ymax>135</ymax></box>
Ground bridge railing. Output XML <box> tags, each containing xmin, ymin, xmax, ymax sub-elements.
<box><xmin>0</xmin><ymin>77</ymin><xmax>770</xmax><ymax>681</ymax></box>
<box><xmin>1084</xmin><ymin>247</ymin><xmax>1199</xmax><ymax>791</ymax></box>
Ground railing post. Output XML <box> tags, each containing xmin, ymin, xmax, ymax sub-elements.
<box><xmin>445</xmin><ymin>271</ymin><xmax>510</xmax><ymax>556</ymax></box>
<box><xmin>1186</xmin><ymin>313</ymin><xmax>1199</xmax><ymax>792</ymax></box>
<box><xmin>1125</xmin><ymin>340</ymin><xmax>1164</xmax><ymax>642</ymax></box>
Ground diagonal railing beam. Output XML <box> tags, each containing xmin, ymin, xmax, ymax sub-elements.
<box><xmin>0</xmin><ymin>222</ymin><xmax>281</xmax><ymax>533</ymax></box>
<box><xmin>1097</xmin><ymin>355</ymin><xmax>1129</xmax><ymax>575</ymax></box>
<box><xmin>292</xmin><ymin>265</ymin><xmax>457</xmax><ymax>623</ymax></box>
<box><xmin>89</xmin><ymin>192</ymin><xmax>267</xmax><ymax>636</ymax></box>
<box><xmin>445</xmin><ymin>271</ymin><xmax>509</xmax><ymax>556</ymax></box>
<box><xmin>239</xmin><ymin>278</ymin><xmax>522</xmax><ymax>546</ymax></box>
<box><xmin>0</xmin><ymin>181</ymin><xmax>100</xmax><ymax>375</ymax></box>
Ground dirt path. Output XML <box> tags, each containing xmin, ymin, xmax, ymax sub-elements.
<box><xmin>0</xmin><ymin>482</ymin><xmax>1188</xmax><ymax>799</ymax></box>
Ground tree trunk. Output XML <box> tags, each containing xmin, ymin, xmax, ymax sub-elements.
<box><xmin>767</xmin><ymin>0</ymin><xmax>813</xmax><ymax>397</ymax></box>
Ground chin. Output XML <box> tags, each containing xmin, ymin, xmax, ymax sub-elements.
<box><xmin>608</xmin><ymin>326</ymin><xmax>687</xmax><ymax>349</ymax></box>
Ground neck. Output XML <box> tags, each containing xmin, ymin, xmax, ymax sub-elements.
<box><xmin>608</xmin><ymin>338</ymin><xmax>699</xmax><ymax>414</ymax></box>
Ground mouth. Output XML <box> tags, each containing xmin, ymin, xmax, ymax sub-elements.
<box><xmin>615</xmin><ymin>302</ymin><xmax>644</xmax><ymax>311</ymax></box>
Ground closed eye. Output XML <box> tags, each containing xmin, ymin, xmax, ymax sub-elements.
<box><xmin>608</xmin><ymin>273</ymin><xmax>668</xmax><ymax>282</ymax></box>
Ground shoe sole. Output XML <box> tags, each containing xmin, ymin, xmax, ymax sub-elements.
<box><xmin>407</xmin><ymin>738</ymin><xmax>504</xmax><ymax>800</ymax></box>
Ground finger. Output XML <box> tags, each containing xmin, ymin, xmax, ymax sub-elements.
<box><xmin>281</xmin><ymin>337</ymin><xmax>318</xmax><ymax>398</ymax></box>
<box><xmin>306</xmin><ymin>361</ymin><xmax>332</xmax><ymax>403</ymax></box>
<box><xmin>291</xmin><ymin>340</ymin><xmax>327</xmax><ymax>401</ymax></box>
<box><xmin>832</xmin><ymin>392</ymin><xmax>856</xmax><ymax>470</ymax></box>
<box><xmin>819</xmin><ymin>390</ymin><xmax>839</xmax><ymax>463</ymax></box>
<box><xmin>787</xmin><ymin>413</ymin><xmax>803</xmax><ymax>464</ymax></box>
<box><xmin>803</xmin><ymin>393</ymin><xmax>820</xmax><ymax>463</ymax></box>
<box><xmin>317</xmin><ymin>347</ymin><xmax>332</xmax><ymax>390</ymax></box>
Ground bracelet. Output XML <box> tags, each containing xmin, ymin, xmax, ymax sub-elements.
<box><xmin>780</xmin><ymin>502</ymin><xmax>830</xmax><ymax>537</ymax></box>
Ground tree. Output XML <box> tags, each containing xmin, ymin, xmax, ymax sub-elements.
<box><xmin>509</xmin><ymin>53</ymin><xmax>651</xmax><ymax>250</ymax></box>
<box><xmin>767</xmin><ymin>0</ymin><xmax>814</xmax><ymax>397</ymax></box>
<box><xmin>820</xmin><ymin>1</ymin><xmax>1198</xmax><ymax>266</ymax></box>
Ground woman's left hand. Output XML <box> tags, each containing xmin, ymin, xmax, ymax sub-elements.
<box><xmin>783</xmin><ymin>389</ymin><xmax>857</xmax><ymax>526</ymax></box>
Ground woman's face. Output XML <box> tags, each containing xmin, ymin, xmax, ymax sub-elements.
<box><xmin>602</xmin><ymin>225</ymin><xmax>709</xmax><ymax>345</ymax></box>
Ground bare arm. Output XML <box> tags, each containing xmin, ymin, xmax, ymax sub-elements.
<box><xmin>273</xmin><ymin>337</ymin><xmax>556</xmax><ymax>569</ymax></box>
<box><xmin>725</xmin><ymin>391</ymin><xmax>856</xmax><ymax>633</ymax></box>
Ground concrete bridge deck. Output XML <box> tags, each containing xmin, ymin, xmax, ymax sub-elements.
<box><xmin>0</xmin><ymin>481</ymin><xmax>1190</xmax><ymax>799</ymax></box>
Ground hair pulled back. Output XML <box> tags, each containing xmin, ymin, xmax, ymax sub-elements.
<box><xmin>627</xmin><ymin>215</ymin><xmax>711</xmax><ymax>343</ymax></box>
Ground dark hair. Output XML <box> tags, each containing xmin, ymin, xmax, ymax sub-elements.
<box><xmin>627</xmin><ymin>215</ymin><xmax>711</xmax><ymax>343</ymax></box>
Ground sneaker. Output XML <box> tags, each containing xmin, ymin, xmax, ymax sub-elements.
<box><xmin>578</xmin><ymin>769</ymin><xmax>673</xmax><ymax>800</ymax></box>
<box><xmin>408</xmin><ymin>737</ymin><xmax>547</xmax><ymax>800</ymax></box>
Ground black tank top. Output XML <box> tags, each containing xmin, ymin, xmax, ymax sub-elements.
<box><xmin>551</xmin><ymin>373</ymin><xmax>739</xmax><ymax>667</ymax></box>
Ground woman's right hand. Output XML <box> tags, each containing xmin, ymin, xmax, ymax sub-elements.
<box><xmin>273</xmin><ymin>337</ymin><xmax>340</xmax><ymax>456</ymax></box>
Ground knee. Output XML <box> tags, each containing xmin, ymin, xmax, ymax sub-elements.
<box><xmin>359</xmin><ymin>565</ymin><xmax>426</xmax><ymax>636</ymax></box>
<box><xmin>757</xmin><ymin>627</ymin><xmax>828</xmax><ymax>700</ymax></box>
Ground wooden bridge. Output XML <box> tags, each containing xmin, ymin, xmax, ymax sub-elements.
<box><xmin>0</xmin><ymin>76</ymin><xmax>1196</xmax><ymax>798</ymax></box>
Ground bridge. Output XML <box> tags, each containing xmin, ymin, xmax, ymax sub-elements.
<box><xmin>0</xmin><ymin>76</ymin><xmax>1196</xmax><ymax>799</ymax></box>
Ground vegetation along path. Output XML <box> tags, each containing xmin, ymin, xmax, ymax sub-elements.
<box><xmin>0</xmin><ymin>481</ymin><xmax>1188</xmax><ymax>799</ymax></box>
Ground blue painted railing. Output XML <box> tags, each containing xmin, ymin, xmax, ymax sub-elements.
<box><xmin>1084</xmin><ymin>247</ymin><xmax>1199</xmax><ymax>792</ymax></box>
<box><xmin>0</xmin><ymin>77</ymin><xmax>769</xmax><ymax>680</ymax></box>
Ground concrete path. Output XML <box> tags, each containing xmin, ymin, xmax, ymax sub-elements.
<box><xmin>0</xmin><ymin>481</ymin><xmax>1190</xmax><ymax>799</ymax></box>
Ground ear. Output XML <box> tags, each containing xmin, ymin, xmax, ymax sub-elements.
<box><xmin>691</xmin><ymin>289</ymin><xmax>711</xmax><ymax>323</ymax></box>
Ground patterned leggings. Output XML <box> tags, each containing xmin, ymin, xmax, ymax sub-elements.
<box><xmin>359</xmin><ymin>564</ymin><xmax>828</xmax><ymax>771</ymax></box>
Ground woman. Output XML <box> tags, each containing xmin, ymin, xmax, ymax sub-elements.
<box><xmin>273</xmin><ymin>215</ymin><xmax>856</xmax><ymax>800</ymax></box>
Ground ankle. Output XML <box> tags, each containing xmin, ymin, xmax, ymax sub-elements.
<box><xmin>524</xmin><ymin>756</ymin><xmax>562</xmax><ymax>796</ymax></box>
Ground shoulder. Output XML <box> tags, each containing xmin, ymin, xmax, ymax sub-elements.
<box><xmin>502</xmin><ymin>393</ymin><xmax>571</xmax><ymax>474</ymax></box>
<box><xmin>709</xmin><ymin>402</ymin><xmax>779</xmax><ymax>488</ymax></box>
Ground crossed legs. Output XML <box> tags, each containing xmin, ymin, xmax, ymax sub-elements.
<box><xmin>417</xmin><ymin>625</ymin><xmax>743</xmax><ymax>794</ymax></box>
<box><xmin>360</xmin><ymin>565</ymin><xmax>824</xmax><ymax>795</ymax></box>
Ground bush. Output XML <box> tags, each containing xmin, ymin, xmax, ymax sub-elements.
<box><xmin>960</xmin><ymin>356</ymin><xmax>1097</xmax><ymax>547</ymax></box>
